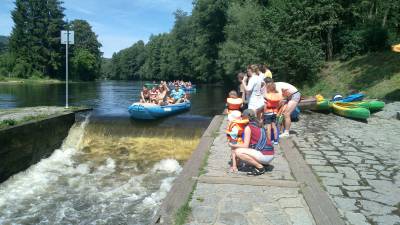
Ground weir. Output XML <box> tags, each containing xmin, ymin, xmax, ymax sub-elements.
<box><xmin>0</xmin><ymin>110</ymin><xmax>84</xmax><ymax>183</ymax></box>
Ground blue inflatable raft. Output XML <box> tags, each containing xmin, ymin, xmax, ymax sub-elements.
<box><xmin>128</xmin><ymin>101</ymin><xmax>191</xmax><ymax>120</ymax></box>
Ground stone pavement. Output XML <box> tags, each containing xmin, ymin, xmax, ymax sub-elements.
<box><xmin>186</xmin><ymin>118</ymin><xmax>316</xmax><ymax>225</ymax></box>
<box><xmin>291</xmin><ymin>102</ymin><xmax>400</xmax><ymax>225</ymax></box>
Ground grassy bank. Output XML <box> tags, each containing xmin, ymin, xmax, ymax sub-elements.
<box><xmin>0</xmin><ymin>76</ymin><xmax>63</xmax><ymax>84</ymax></box>
<box><xmin>302</xmin><ymin>51</ymin><xmax>400</xmax><ymax>100</ymax></box>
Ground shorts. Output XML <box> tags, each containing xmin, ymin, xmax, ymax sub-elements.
<box><xmin>288</xmin><ymin>92</ymin><xmax>301</xmax><ymax>102</ymax></box>
<box><xmin>263</xmin><ymin>113</ymin><xmax>276</xmax><ymax>124</ymax></box>
<box><xmin>245</xmin><ymin>149</ymin><xmax>274</xmax><ymax>165</ymax></box>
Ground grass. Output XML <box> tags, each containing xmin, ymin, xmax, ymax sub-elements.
<box><xmin>174</xmin><ymin>183</ymin><xmax>196</xmax><ymax>225</ymax></box>
<box><xmin>0</xmin><ymin>114</ymin><xmax>51</xmax><ymax>129</ymax></box>
<box><xmin>0</xmin><ymin>76</ymin><xmax>63</xmax><ymax>84</ymax></box>
<box><xmin>302</xmin><ymin>51</ymin><xmax>400</xmax><ymax>100</ymax></box>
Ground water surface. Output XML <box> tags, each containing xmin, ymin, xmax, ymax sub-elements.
<box><xmin>0</xmin><ymin>81</ymin><xmax>227</xmax><ymax>224</ymax></box>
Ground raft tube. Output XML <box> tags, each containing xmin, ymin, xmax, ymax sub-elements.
<box><xmin>128</xmin><ymin>101</ymin><xmax>191</xmax><ymax>120</ymax></box>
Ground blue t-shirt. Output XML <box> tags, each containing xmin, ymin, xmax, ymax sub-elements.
<box><xmin>171</xmin><ymin>89</ymin><xmax>185</xmax><ymax>100</ymax></box>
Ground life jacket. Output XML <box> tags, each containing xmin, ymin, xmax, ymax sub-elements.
<box><xmin>226</xmin><ymin>119</ymin><xmax>249</xmax><ymax>144</ymax></box>
<box><xmin>264</xmin><ymin>93</ymin><xmax>282</xmax><ymax>113</ymax></box>
<box><xmin>226</xmin><ymin>97</ymin><xmax>243</xmax><ymax>112</ymax></box>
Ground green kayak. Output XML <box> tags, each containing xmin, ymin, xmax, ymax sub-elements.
<box><xmin>346</xmin><ymin>101</ymin><xmax>385</xmax><ymax>112</ymax></box>
<box><xmin>314</xmin><ymin>99</ymin><xmax>331</xmax><ymax>111</ymax></box>
<box><xmin>332</xmin><ymin>102</ymin><xmax>370</xmax><ymax>120</ymax></box>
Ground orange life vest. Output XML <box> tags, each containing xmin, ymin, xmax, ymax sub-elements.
<box><xmin>264</xmin><ymin>93</ymin><xmax>282</xmax><ymax>113</ymax></box>
<box><xmin>226</xmin><ymin>119</ymin><xmax>249</xmax><ymax>144</ymax></box>
<box><xmin>226</xmin><ymin>97</ymin><xmax>243</xmax><ymax>112</ymax></box>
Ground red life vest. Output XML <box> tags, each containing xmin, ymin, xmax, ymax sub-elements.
<box><xmin>264</xmin><ymin>93</ymin><xmax>282</xmax><ymax>113</ymax></box>
<box><xmin>226</xmin><ymin>119</ymin><xmax>249</xmax><ymax>144</ymax></box>
<box><xmin>226</xmin><ymin>97</ymin><xmax>243</xmax><ymax>112</ymax></box>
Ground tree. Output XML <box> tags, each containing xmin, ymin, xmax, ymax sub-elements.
<box><xmin>69</xmin><ymin>19</ymin><xmax>102</xmax><ymax>80</ymax></box>
<box><xmin>9</xmin><ymin>0</ymin><xmax>65</xmax><ymax>78</ymax></box>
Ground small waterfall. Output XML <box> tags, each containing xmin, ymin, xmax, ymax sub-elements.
<box><xmin>60</xmin><ymin>112</ymin><xmax>91</xmax><ymax>150</ymax></box>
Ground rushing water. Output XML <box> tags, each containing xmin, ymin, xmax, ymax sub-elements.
<box><xmin>0</xmin><ymin>81</ymin><xmax>227</xmax><ymax>224</ymax></box>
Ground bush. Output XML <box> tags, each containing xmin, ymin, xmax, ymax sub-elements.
<box><xmin>12</xmin><ymin>59</ymin><xmax>32</xmax><ymax>78</ymax></box>
<box><xmin>339</xmin><ymin>29</ymin><xmax>365</xmax><ymax>60</ymax></box>
<box><xmin>364</xmin><ymin>24</ymin><xmax>388</xmax><ymax>52</ymax></box>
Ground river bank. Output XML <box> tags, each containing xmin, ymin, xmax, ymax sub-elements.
<box><xmin>0</xmin><ymin>106</ymin><xmax>88</xmax><ymax>129</ymax></box>
<box><xmin>165</xmin><ymin>102</ymin><xmax>400</xmax><ymax>225</ymax></box>
<box><xmin>291</xmin><ymin>102</ymin><xmax>400</xmax><ymax>225</ymax></box>
<box><xmin>302</xmin><ymin>52</ymin><xmax>400</xmax><ymax>100</ymax></box>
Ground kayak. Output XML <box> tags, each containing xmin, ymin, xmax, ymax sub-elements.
<box><xmin>128</xmin><ymin>101</ymin><xmax>191</xmax><ymax>120</ymax></box>
<box><xmin>392</xmin><ymin>44</ymin><xmax>400</xmax><ymax>53</ymax></box>
<box><xmin>331</xmin><ymin>102</ymin><xmax>370</xmax><ymax>120</ymax></box>
<box><xmin>341</xmin><ymin>101</ymin><xmax>385</xmax><ymax>112</ymax></box>
<box><xmin>314</xmin><ymin>99</ymin><xmax>331</xmax><ymax>111</ymax></box>
<box><xmin>335</xmin><ymin>93</ymin><xmax>365</xmax><ymax>102</ymax></box>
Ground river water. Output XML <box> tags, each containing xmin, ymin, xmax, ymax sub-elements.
<box><xmin>0</xmin><ymin>81</ymin><xmax>227</xmax><ymax>224</ymax></box>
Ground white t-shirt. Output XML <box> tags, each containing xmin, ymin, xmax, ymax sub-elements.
<box><xmin>245</xmin><ymin>75</ymin><xmax>264</xmax><ymax>109</ymax></box>
<box><xmin>275</xmin><ymin>82</ymin><xmax>298</xmax><ymax>96</ymax></box>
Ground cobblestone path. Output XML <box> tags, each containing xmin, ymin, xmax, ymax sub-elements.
<box><xmin>291</xmin><ymin>102</ymin><xmax>400</xmax><ymax>225</ymax></box>
<box><xmin>186</xmin><ymin>119</ymin><xmax>316</xmax><ymax>225</ymax></box>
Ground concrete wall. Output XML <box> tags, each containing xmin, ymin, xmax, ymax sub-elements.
<box><xmin>0</xmin><ymin>113</ymin><xmax>76</xmax><ymax>183</ymax></box>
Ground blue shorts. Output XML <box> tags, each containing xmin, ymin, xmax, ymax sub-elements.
<box><xmin>263</xmin><ymin>113</ymin><xmax>277</xmax><ymax>124</ymax></box>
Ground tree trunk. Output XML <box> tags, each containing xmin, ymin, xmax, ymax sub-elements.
<box><xmin>368</xmin><ymin>1</ymin><xmax>374</xmax><ymax>19</ymax></box>
<box><xmin>382</xmin><ymin>8</ymin><xmax>390</xmax><ymax>28</ymax></box>
<box><xmin>326</xmin><ymin>26</ymin><xmax>333</xmax><ymax>61</ymax></box>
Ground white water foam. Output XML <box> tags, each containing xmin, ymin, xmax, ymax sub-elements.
<box><xmin>0</xmin><ymin>114</ymin><xmax>90</xmax><ymax>221</ymax></box>
<box><xmin>151</xmin><ymin>159</ymin><xmax>183</xmax><ymax>174</ymax></box>
<box><xmin>0</xmin><ymin>115</ymin><xmax>184</xmax><ymax>224</ymax></box>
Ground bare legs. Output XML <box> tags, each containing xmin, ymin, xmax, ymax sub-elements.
<box><xmin>235</xmin><ymin>148</ymin><xmax>264</xmax><ymax>169</ymax></box>
<box><xmin>283</xmin><ymin>100</ymin><xmax>298</xmax><ymax>133</ymax></box>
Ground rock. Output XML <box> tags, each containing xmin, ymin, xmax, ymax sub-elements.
<box><xmin>344</xmin><ymin>212</ymin><xmax>369</xmax><ymax>225</ymax></box>
<box><xmin>219</xmin><ymin>212</ymin><xmax>248</xmax><ymax>225</ymax></box>
<box><xmin>333</xmin><ymin>197</ymin><xmax>358</xmax><ymax>211</ymax></box>
<box><xmin>285</xmin><ymin>208</ymin><xmax>316</xmax><ymax>225</ymax></box>
<box><xmin>326</xmin><ymin>186</ymin><xmax>343</xmax><ymax>196</ymax></box>
<box><xmin>359</xmin><ymin>200</ymin><xmax>396</xmax><ymax>215</ymax></box>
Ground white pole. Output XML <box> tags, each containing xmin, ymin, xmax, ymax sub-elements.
<box><xmin>65</xmin><ymin>22</ymin><xmax>69</xmax><ymax>108</ymax></box>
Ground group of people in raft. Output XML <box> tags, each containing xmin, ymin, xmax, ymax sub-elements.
<box><xmin>225</xmin><ymin>64</ymin><xmax>300</xmax><ymax>176</ymax></box>
<box><xmin>140</xmin><ymin>81</ymin><xmax>188</xmax><ymax>105</ymax></box>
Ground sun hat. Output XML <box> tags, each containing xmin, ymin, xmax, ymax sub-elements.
<box><xmin>228</xmin><ymin>110</ymin><xmax>241</xmax><ymax>122</ymax></box>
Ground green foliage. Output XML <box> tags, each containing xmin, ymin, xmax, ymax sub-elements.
<box><xmin>71</xmin><ymin>49</ymin><xmax>97</xmax><ymax>81</ymax></box>
<box><xmin>9</xmin><ymin>0</ymin><xmax>65</xmax><ymax>78</ymax></box>
<box><xmin>0</xmin><ymin>36</ymin><xmax>8</xmax><ymax>54</ymax></box>
<box><xmin>103</xmin><ymin>0</ymin><xmax>400</xmax><ymax>86</ymax></box>
<box><xmin>5</xmin><ymin>1</ymin><xmax>102</xmax><ymax>81</ymax></box>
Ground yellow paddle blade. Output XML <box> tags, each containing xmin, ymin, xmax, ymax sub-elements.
<box><xmin>392</xmin><ymin>44</ymin><xmax>400</xmax><ymax>53</ymax></box>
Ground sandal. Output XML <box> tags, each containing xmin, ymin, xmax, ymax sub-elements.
<box><xmin>247</xmin><ymin>167</ymin><xmax>265</xmax><ymax>176</ymax></box>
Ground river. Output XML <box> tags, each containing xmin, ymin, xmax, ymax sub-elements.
<box><xmin>0</xmin><ymin>81</ymin><xmax>227</xmax><ymax>224</ymax></box>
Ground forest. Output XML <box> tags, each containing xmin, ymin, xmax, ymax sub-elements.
<box><xmin>0</xmin><ymin>0</ymin><xmax>102</xmax><ymax>81</ymax></box>
<box><xmin>102</xmin><ymin>0</ymin><xmax>400</xmax><ymax>86</ymax></box>
<box><xmin>0</xmin><ymin>0</ymin><xmax>399</xmax><ymax>84</ymax></box>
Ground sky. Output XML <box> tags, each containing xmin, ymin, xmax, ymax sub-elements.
<box><xmin>0</xmin><ymin>0</ymin><xmax>193</xmax><ymax>58</ymax></box>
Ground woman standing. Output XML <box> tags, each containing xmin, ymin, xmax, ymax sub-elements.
<box><xmin>241</xmin><ymin>65</ymin><xmax>264</xmax><ymax>119</ymax></box>
<box><xmin>229</xmin><ymin>109</ymin><xmax>274</xmax><ymax>176</ymax></box>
